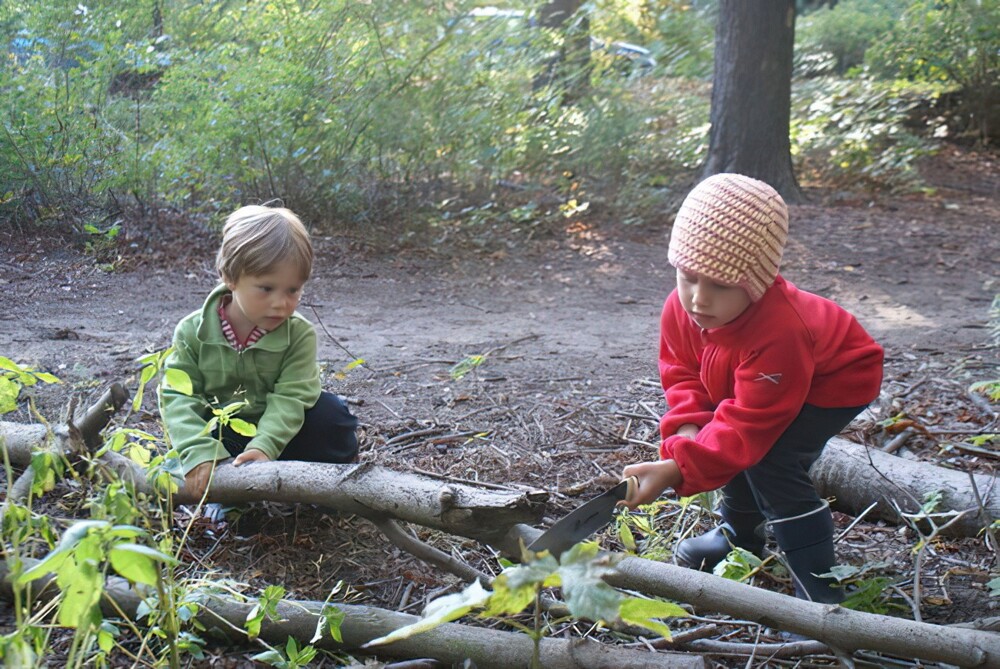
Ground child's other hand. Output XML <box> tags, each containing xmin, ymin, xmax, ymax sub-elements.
<box><xmin>233</xmin><ymin>448</ymin><xmax>271</xmax><ymax>467</ymax></box>
<box><xmin>619</xmin><ymin>459</ymin><xmax>682</xmax><ymax>510</ymax></box>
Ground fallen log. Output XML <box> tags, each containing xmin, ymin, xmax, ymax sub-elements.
<box><xmin>813</xmin><ymin>436</ymin><xmax>998</xmax><ymax>537</ymax></box>
<box><xmin>0</xmin><ymin>420</ymin><xmax>547</xmax><ymax>546</ymax></box>
<box><xmin>3</xmin><ymin>413</ymin><xmax>995</xmax><ymax>539</ymax></box>
<box><xmin>0</xmin><ymin>559</ymin><xmax>706</xmax><ymax>669</ymax></box>
<box><xmin>494</xmin><ymin>524</ymin><xmax>1000</xmax><ymax>668</ymax></box>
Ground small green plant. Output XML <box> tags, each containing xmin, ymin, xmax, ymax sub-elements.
<box><xmin>822</xmin><ymin>562</ymin><xmax>901</xmax><ymax>614</ymax></box>
<box><xmin>364</xmin><ymin>543</ymin><xmax>687</xmax><ymax>668</ymax></box>
<box><xmin>0</xmin><ymin>356</ymin><xmax>60</xmax><ymax>414</ymax></box>
<box><xmin>713</xmin><ymin>547</ymin><xmax>765</xmax><ymax>582</ymax></box>
<box><xmin>969</xmin><ymin>381</ymin><xmax>1000</xmax><ymax>403</ymax></box>
<box><xmin>450</xmin><ymin>354</ymin><xmax>487</xmax><ymax>381</ymax></box>
<box><xmin>16</xmin><ymin>520</ymin><xmax>179</xmax><ymax>665</ymax></box>
<box><xmin>241</xmin><ymin>584</ymin><xmax>347</xmax><ymax>668</ymax></box>
<box><xmin>81</xmin><ymin>221</ymin><xmax>121</xmax><ymax>262</ymax></box>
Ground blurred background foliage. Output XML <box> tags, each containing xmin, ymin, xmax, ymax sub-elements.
<box><xmin>1</xmin><ymin>0</ymin><xmax>996</xmax><ymax>236</ymax></box>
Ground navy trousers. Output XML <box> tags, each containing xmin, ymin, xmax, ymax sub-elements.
<box><xmin>721</xmin><ymin>404</ymin><xmax>866</xmax><ymax>520</ymax></box>
<box><xmin>218</xmin><ymin>391</ymin><xmax>359</xmax><ymax>464</ymax></box>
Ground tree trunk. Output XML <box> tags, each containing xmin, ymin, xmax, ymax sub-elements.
<box><xmin>534</xmin><ymin>0</ymin><xmax>590</xmax><ymax>103</ymax></box>
<box><xmin>702</xmin><ymin>0</ymin><xmax>801</xmax><ymax>202</ymax></box>
<box><xmin>0</xmin><ymin>422</ymin><xmax>546</xmax><ymax>544</ymax></box>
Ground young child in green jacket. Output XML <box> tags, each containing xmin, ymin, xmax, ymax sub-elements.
<box><xmin>159</xmin><ymin>205</ymin><xmax>359</xmax><ymax>501</ymax></box>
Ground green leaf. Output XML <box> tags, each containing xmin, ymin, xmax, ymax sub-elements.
<box><xmin>713</xmin><ymin>547</ymin><xmax>763</xmax><ymax>582</ymax></box>
<box><xmin>364</xmin><ymin>580</ymin><xmax>491</xmax><ymax>648</ymax></box>
<box><xmin>164</xmin><ymin>368</ymin><xmax>193</xmax><ymax>396</ymax></box>
<box><xmin>618</xmin><ymin>597</ymin><xmax>687</xmax><ymax>639</ymax></box>
<box><xmin>0</xmin><ymin>356</ymin><xmax>21</xmax><ymax>373</ymax></box>
<box><xmin>139</xmin><ymin>363</ymin><xmax>158</xmax><ymax>386</ymax></box>
<box><xmin>482</xmin><ymin>573</ymin><xmax>536</xmax><ymax>618</ymax></box>
<box><xmin>0</xmin><ymin>376</ymin><xmax>21</xmax><ymax>414</ymax></box>
<box><xmin>334</xmin><ymin>358</ymin><xmax>366</xmax><ymax>380</ymax></box>
<box><xmin>557</xmin><ymin>544</ymin><xmax>624</xmax><ymax>623</ymax></box>
<box><xmin>483</xmin><ymin>554</ymin><xmax>558</xmax><ymax>617</ymax></box>
<box><xmin>32</xmin><ymin>372</ymin><xmax>61</xmax><ymax>384</ymax></box>
<box><xmin>55</xmin><ymin>558</ymin><xmax>103</xmax><ymax>629</ymax></box>
<box><xmin>228</xmin><ymin>418</ymin><xmax>257</xmax><ymax>437</ymax></box>
<box><xmin>293</xmin><ymin>645</ymin><xmax>316</xmax><ymax>666</ymax></box>
<box><xmin>246</xmin><ymin>585</ymin><xmax>286</xmax><ymax>640</ymax></box>
<box><xmin>312</xmin><ymin>604</ymin><xmax>345</xmax><ymax>643</ymax></box>
<box><xmin>98</xmin><ymin>621</ymin><xmax>119</xmax><ymax>653</ymax></box>
<box><xmin>617</xmin><ymin>520</ymin><xmax>636</xmax><ymax>553</ymax></box>
<box><xmin>109</xmin><ymin>543</ymin><xmax>176</xmax><ymax>586</ymax></box>
<box><xmin>250</xmin><ymin>650</ymin><xmax>286</xmax><ymax>666</ymax></box>
<box><xmin>245</xmin><ymin>604</ymin><xmax>266</xmax><ymax>640</ymax></box>
<box><xmin>450</xmin><ymin>354</ymin><xmax>486</xmax><ymax>380</ymax></box>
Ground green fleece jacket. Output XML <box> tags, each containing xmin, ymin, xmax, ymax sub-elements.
<box><xmin>159</xmin><ymin>284</ymin><xmax>321</xmax><ymax>474</ymax></box>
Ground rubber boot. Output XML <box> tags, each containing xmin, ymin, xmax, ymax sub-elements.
<box><xmin>769</xmin><ymin>501</ymin><xmax>843</xmax><ymax>604</ymax></box>
<box><xmin>674</xmin><ymin>504</ymin><xmax>766</xmax><ymax>572</ymax></box>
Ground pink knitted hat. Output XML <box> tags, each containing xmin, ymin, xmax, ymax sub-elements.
<box><xmin>668</xmin><ymin>173</ymin><xmax>789</xmax><ymax>302</ymax></box>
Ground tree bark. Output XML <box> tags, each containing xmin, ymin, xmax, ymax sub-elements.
<box><xmin>811</xmin><ymin>436</ymin><xmax>999</xmax><ymax>537</ymax></box>
<box><xmin>702</xmin><ymin>0</ymin><xmax>802</xmax><ymax>202</ymax></box>
<box><xmin>494</xmin><ymin>525</ymin><xmax>1000</xmax><ymax>668</ymax></box>
<box><xmin>0</xmin><ymin>423</ymin><xmax>547</xmax><ymax>544</ymax></box>
<box><xmin>534</xmin><ymin>0</ymin><xmax>590</xmax><ymax>103</ymax></box>
<box><xmin>0</xmin><ymin>559</ymin><xmax>706</xmax><ymax>669</ymax></box>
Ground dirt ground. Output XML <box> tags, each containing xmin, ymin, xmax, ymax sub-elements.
<box><xmin>1</xmin><ymin>144</ymin><xmax>998</xmax><ymax>666</ymax></box>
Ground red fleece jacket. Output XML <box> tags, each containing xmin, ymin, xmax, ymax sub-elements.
<box><xmin>658</xmin><ymin>275</ymin><xmax>883</xmax><ymax>497</ymax></box>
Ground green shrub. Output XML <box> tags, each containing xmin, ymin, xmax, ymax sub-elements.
<box><xmin>796</xmin><ymin>0</ymin><xmax>902</xmax><ymax>75</ymax></box>
<box><xmin>791</xmin><ymin>75</ymin><xmax>935</xmax><ymax>190</ymax></box>
<box><xmin>864</xmin><ymin>0</ymin><xmax>999</xmax><ymax>142</ymax></box>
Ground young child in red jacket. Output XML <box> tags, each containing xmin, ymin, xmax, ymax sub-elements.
<box><xmin>623</xmin><ymin>173</ymin><xmax>883</xmax><ymax>603</ymax></box>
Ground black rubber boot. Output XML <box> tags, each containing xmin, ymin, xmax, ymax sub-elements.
<box><xmin>674</xmin><ymin>504</ymin><xmax>766</xmax><ymax>572</ymax></box>
<box><xmin>770</xmin><ymin>501</ymin><xmax>843</xmax><ymax>604</ymax></box>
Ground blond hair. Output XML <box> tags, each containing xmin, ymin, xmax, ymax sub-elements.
<box><xmin>216</xmin><ymin>205</ymin><xmax>313</xmax><ymax>283</ymax></box>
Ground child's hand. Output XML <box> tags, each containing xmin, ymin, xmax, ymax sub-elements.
<box><xmin>181</xmin><ymin>461</ymin><xmax>215</xmax><ymax>503</ymax></box>
<box><xmin>620</xmin><ymin>459</ymin><xmax>682</xmax><ymax>510</ymax></box>
<box><xmin>233</xmin><ymin>448</ymin><xmax>271</xmax><ymax>467</ymax></box>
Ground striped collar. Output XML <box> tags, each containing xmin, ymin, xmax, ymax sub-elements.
<box><xmin>217</xmin><ymin>294</ymin><xmax>268</xmax><ymax>351</ymax></box>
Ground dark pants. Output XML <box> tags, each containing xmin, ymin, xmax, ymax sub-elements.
<box><xmin>218</xmin><ymin>391</ymin><xmax>359</xmax><ymax>464</ymax></box>
<box><xmin>722</xmin><ymin>404</ymin><xmax>866</xmax><ymax>520</ymax></box>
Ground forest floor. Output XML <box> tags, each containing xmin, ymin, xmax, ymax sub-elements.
<box><xmin>1</xmin><ymin>144</ymin><xmax>999</xmax><ymax>667</ymax></box>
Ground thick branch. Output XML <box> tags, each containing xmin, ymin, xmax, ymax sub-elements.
<box><xmin>494</xmin><ymin>525</ymin><xmax>1000</xmax><ymax>668</ymax></box>
<box><xmin>0</xmin><ymin>559</ymin><xmax>705</xmax><ymax>669</ymax></box>
<box><xmin>0</xmin><ymin>426</ymin><xmax>548</xmax><ymax>545</ymax></box>
<box><xmin>812</xmin><ymin>436</ymin><xmax>999</xmax><ymax>537</ymax></box>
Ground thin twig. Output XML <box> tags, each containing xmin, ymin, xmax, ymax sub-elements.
<box><xmin>306</xmin><ymin>304</ymin><xmax>374</xmax><ymax>372</ymax></box>
<box><xmin>371</xmin><ymin>518</ymin><xmax>490</xmax><ymax>586</ymax></box>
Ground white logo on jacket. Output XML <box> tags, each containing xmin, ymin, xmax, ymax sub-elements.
<box><xmin>754</xmin><ymin>372</ymin><xmax>782</xmax><ymax>384</ymax></box>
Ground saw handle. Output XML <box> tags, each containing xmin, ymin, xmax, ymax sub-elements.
<box><xmin>623</xmin><ymin>475</ymin><xmax>639</xmax><ymax>505</ymax></box>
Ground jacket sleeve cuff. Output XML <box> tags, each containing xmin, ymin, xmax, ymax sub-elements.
<box><xmin>659</xmin><ymin>434</ymin><xmax>700</xmax><ymax>497</ymax></box>
<box><xmin>246</xmin><ymin>437</ymin><xmax>281</xmax><ymax>461</ymax></box>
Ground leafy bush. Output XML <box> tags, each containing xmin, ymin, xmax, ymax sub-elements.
<box><xmin>795</xmin><ymin>0</ymin><xmax>903</xmax><ymax>75</ymax></box>
<box><xmin>791</xmin><ymin>75</ymin><xmax>935</xmax><ymax>190</ymax></box>
<box><xmin>864</xmin><ymin>0</ymin><xmax>1000</xmax><ymax>142</ymax></box>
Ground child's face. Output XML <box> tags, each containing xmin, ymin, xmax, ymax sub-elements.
<box><xmin>676</xmin><ymin>268</ymin><xmax>752</xmax><ymax>329</ymax></box>
<box><xmin>224</xmin><ymin>259</ymin><xmax>306</xmax><ymax>332</ymax></box>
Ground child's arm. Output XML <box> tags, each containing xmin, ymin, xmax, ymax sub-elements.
<box><xmin>658</xmin><ymin>296</ymin><xmax>715</xmax><ymax>435</ymax></box>
<box><xmin>159</xmin><ymin>321</ymin><xmax>232</xmax><ymax>476</ymax></box>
